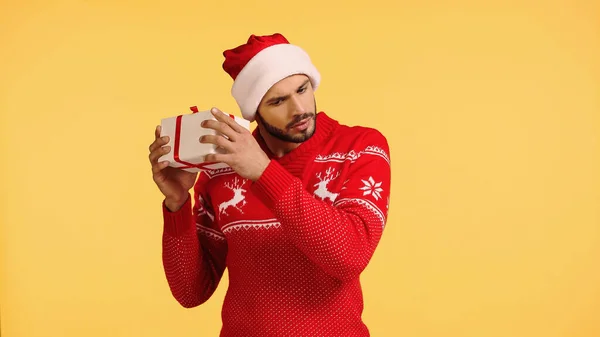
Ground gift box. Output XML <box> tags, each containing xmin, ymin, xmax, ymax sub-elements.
<box><xmin>159</xmin><ymin>106</ymin><xmax>251</xmax><ymax>172</ymax></box>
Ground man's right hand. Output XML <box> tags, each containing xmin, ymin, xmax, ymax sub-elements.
<box><xmin>149</xmin><ymin>125</ymin><xmax>198</xmax><ymax>212</ymax></box>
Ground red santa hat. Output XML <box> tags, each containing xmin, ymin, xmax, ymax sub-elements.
<box><xmin>222</xmin><ymin>33</ymin><xmax>321</xmax><ymax>122</ymax></box>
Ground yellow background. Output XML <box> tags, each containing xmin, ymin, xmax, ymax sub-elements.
<box><xmin>1</xmin><ymin>0</ymin><xmax>599</xmax><ymax>336</ymax></box>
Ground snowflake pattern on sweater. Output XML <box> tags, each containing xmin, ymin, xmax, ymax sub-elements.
<box><xmin>161</xmin><ymin>112</ymin><xmax>391</xmax><ymax>337</ymax></box>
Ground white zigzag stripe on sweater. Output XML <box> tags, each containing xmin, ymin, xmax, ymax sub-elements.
<box><xmin>314</xmin><ymin>145</ymin><xmax>390</xmax><ymax>165</ymax></box>
<box><xmin>222</xmin><ymin>218</ymin><xmax>282</xmax><ymax>234</ymax></box>
<box><xmin>203</xmin><ymin>167</ymin><xmax>236</xmax><ymax>179</ymax></box>
<box><xmin>333</xmin><ymin>198</ymin><xmax>387</xmax><ymax>229</ymax></box>
<box><xmin>196</xmin><ymin>223</ymin><xmax>226</xmax><ymax>241</ymax></box>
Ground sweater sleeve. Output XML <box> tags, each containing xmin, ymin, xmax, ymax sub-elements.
<box><xmin>161</xmin><ymin>172</ymin><xmax>228</xmax><ymax>308</ymax></box>
<box><xmin>251</xmin><ymin>129</ymin><xmax>391</xmax><ymax>282</ymax></box>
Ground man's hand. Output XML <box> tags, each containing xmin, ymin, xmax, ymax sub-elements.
<box><xmin>149</xmin><ymin>125</ymin><xmax>198</xmax><ymax>211</ymax></box>
<box><xmin>201</xmin><ymin>107</ymin><xmax>271</xmax><ymax>182</ymax></box>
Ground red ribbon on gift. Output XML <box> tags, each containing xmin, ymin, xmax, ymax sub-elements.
<box><xmin>171</xmin><ymin>106</ymin><xmax>236</xmax><ymax>170</ymax></box>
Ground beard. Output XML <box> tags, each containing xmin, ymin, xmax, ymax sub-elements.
<box><xmin>256</xmin><ymin>107</ymin><xmax>317</xmax><ymax>144</ymax></box>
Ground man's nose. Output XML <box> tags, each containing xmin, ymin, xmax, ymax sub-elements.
<box><xmin>289</xmin><ymin>95</ymin><xmax>306</xmax><ymax>115</ymax></box>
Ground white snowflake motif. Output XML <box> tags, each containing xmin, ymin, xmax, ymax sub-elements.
<box><xmin>359</xmin><ymin>176</ymin><xmax>384</xmax><ymax>201</ymax></box>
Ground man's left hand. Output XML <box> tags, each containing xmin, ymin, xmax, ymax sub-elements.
<box><xmin>200</xmin><ymin>107</ymin><xmax>271</xmax><ymax>182</ymax></box>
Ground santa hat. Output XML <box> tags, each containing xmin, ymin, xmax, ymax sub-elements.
<box><xmin>222</xmin><ymin>33</ymin><xmax>321</xmax><ymax>122</ymax></box>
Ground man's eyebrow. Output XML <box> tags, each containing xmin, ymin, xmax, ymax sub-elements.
<box><xmin>265</xmin><ymin>80</ymin><xmax>310</xmax><ymax>104</ymax></box>
<box><xmin>298</xmin><ymin>79</ymin><xmax>310</xmax><ymax>89</ymax></box>
<box><xmin>266</xmin><ymin>94</ymin><xmax>288</xmax><ymax>104</ymax></box>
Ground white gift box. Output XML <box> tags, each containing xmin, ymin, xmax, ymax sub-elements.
<box><xmin>159</xmin><ymin>106</ymin><xmax>251</xmax><ymax>172</ymax></box>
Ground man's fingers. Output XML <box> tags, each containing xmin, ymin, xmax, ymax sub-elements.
<box><xmin>204</xmin><ymin>153</ymin><xmax>230</xmax><ymax>165</ymax></box>
<box><xmin>149</xmin><ymin>145</ymin><xmax>171</xmax><ymax>163</ymax></box>
<box><xmin>202</xmin><ymin>119</ymin><xmax>237</xmax><ymax>141</ymax></box>
<box><xmin>152</xmin><ymin>160</ymin><xmax>170</xmax><ymax>174</ymax></box>
<box><xmin>200</xmin><ymin>134</ymin><xmax>233</xmax><ymax>151</ymax></box>
<box><xmin>155</xmin><ymin>125</ymin><xmax>161</xmax><ymax>139</ymax></box>
<box><xmin>210</xmin><ymin>107</ymin><xmax>246</xmax><ymax>133</ymax></box>
<box><xmin>149</xmin><ymin>140</ymin><xmax>157</xmax><ymax>153</ymax></box>
<box><xmin>149</xmin><ymin>135</ymin><xmax>170</xmax><ymax>153</ymax></box>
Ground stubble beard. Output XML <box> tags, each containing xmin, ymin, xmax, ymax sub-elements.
<box><xmin>256</xmin><ymin>102</ymin><xmax>318</xmax><ymax>143</ymax></box>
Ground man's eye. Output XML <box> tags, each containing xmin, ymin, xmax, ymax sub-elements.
<box><xmin>298</xmin><ymin>87</ymin><xmax>307</xmax><ymax>93</ymax></box>
<box><xmin>271</xmin><ymin>99</ymin><xmax>283</xmax><ymax>106</ymax></box>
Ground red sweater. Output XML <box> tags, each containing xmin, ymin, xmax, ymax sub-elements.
<box><xmin>162</xmin><ymin>112</ymin><xmax>391</xmax><ymax>336</ymax></box>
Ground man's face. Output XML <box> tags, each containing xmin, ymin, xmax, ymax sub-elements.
<box><xmin>255</xmin><ymin>74</ymin><xmax>317</xmax><ymax>143</ymax></box>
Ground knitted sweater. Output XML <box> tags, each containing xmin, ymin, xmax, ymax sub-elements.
<box><xmin>161</xmin><ymin>112</ymin><xmax>391</xmax><ymax>337</ymax></box>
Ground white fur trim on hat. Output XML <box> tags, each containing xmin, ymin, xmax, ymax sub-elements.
<box><xmin>231</xmin><ymin>43</ymin><xmax>321</xmax><ymax>122</ymax></box>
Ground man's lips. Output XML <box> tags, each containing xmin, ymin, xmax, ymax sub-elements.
<box><xmin>289</xmin><ymin>117</ymin><xmax>311</xmax><ymax>129</ymax></box>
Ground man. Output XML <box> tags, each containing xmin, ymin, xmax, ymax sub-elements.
<box><xmin>148</xmin><ymin>33</ymin><xmax>391</xmax><ymax>336</ymax></box>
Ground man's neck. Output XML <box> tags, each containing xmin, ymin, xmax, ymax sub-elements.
<box><xmin>257</xmin><ymin>127</ymin><xmax>301</xmax><ymax>158</ymax></box>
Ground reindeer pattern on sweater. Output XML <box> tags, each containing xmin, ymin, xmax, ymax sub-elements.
<box><xmin>196</xmin><ymin>142</ymin><xmax>390</xmax><ymax>238</ymax></box>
